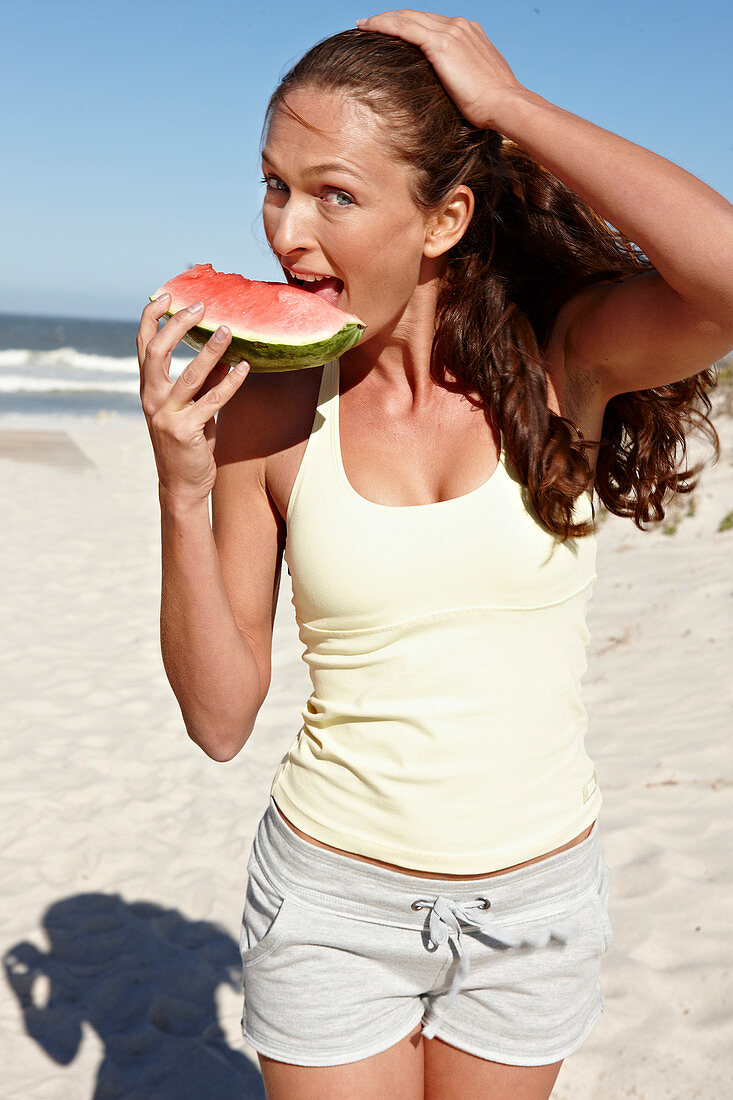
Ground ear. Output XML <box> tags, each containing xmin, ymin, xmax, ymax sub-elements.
<box><xmin>423</xmin><ymin>186</ymin><xmax>474</xmax><ymax>259</ymax></box>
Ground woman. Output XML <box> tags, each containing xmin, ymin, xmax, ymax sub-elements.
<box><xmin>137</xmin><ymin>12</ymin><xmax>731</xmax><ymax>1098</ymax></box>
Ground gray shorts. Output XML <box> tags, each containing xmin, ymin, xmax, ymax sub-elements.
<box><xmin>240</xmin><ymin>796</ymin><xmax>613</xmax><ymax>1068</ymax></box>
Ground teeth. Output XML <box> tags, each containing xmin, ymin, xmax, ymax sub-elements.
<box><xmin>284</xmin><ymin>266</ymin><xmax>328</xmax><ymax>283</ymax></box>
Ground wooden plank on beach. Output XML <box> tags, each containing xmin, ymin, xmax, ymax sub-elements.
<box><xmin>0</xmin><ymin>431</ymin><xmax>94</xmax><ymax>469</ymax></box>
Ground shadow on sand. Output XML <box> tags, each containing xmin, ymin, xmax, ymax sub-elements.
<box><xmin>3</xmin><ymin>892</ymin><xmax>265</xmax><ymax>1099</ymax></box>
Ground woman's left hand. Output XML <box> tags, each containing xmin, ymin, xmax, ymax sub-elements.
<box><xmin>356</xmin><ymin>10</ymin><xmax>525</xmax><ymax>129</ymax></box>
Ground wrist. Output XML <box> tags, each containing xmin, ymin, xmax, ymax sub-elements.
<box><xmin>483</xmin><ymin>84</ymin><xmax>548</xmax><ymax>139</ymax></box>
<box><xmin>158</xmin><ymin>483</ymin><xmax>211</xmax><ymax>520</ymax></box>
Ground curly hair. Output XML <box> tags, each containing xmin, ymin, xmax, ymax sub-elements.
<box><xmin>265</xmin><ymin>28</ymin><xmax>720</xmax><ymax>539</ymax></box>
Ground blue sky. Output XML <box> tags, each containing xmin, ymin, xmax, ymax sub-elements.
<box><xmin>1</xmin><ymin>0</ymin><xmax>731</xmax><ymax>321</ymax></box>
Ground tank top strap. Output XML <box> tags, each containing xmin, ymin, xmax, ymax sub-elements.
<box><xmin>321</xmin><ymin>357</ymin><xmax>339</xmax><ymax>406</ymax></box>
<box><xmin>322</xmin><ymin>357</ymin><xmax>343</xmax><ymax>476</ymax></box>
<box><xmin>316</xmin><ymin>358</ymin><xmax>339</xmax><ymax>440</ymax></box>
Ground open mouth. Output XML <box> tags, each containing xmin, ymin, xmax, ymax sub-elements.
<box><xmin>282</xmin><ymin>266</ymin><xmax>344</xmax><ymax>307</ymax></box>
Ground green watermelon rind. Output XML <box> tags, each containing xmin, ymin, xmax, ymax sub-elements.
<box><xmin>189</xmin><ymin>321</ymin><xmax>363</xmax><ymax>372</ymax></box>
<box><xmin>154</xmin><ymin>305</ymin><xmax>365</xmax><ymax>373</ymax></box>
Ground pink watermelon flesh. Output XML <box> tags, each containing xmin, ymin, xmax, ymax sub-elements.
<box><xmin>151</xmin><ymin>264</ymin><xmax>364</xmax><ymax>372</ymax></box>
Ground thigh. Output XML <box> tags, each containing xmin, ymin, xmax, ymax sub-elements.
<box><xmin>240</xmin><ymin>854</ymin><xmax>435</xmax><ymax>1066</ymax></box>
<box><xmin>425</xmin><ymin>1039</ymin><xmax>562</xmax><ymax>1100</ymax></box>
<box><xmin>258</xmin><ymin>1023</ymin><xmax>424</xmax><ymax>1100</ymax></box>
<box><xmin>421</xmin><ymin>834</ymin><xmax>613</xmax><ymax>1066</ymax></box>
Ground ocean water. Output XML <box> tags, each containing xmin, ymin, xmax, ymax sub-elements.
<box><xmin>0</xmin><ymin>313</ymin><xmax>188</xmax><ymax>417</ymax></box>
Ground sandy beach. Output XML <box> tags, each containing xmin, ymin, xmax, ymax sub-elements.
<box><xmin>1</xmin><ymin>383</ymin><xmax>731</xmax><ymax>1099</ymax></box>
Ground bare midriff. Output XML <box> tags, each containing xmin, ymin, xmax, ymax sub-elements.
<box><xmin>273</xmin><ymin>800</ymin><xmax>595</xmax><ymax>880</ymax></box>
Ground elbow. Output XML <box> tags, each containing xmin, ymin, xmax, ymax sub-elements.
<box><xmin>174</xmin><ymin>679</ymin><xmax>267</xmax><ymax>763</ymax></box>
<box><xmin>198</xmin><ymin>740</ymin><xmax>243</xmax><ymax>763</ymax></box>
<box><xmin>185</xmin><ymin>718</ymin><xmax>255</xmax><ymax>763</ymax></box>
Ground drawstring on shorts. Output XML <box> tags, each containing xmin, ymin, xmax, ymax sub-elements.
<box><xmin>411</xmin><ymin>894</ymin><xmax>571</xmax><ymax>1040</ymax></box>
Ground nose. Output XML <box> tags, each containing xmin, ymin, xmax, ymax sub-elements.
<box><xmin>267</xmin><ymin>193</ymin><xmax>314</xmax><ymax>262</ymax></box>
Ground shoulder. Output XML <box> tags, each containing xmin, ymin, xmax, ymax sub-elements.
<box><xmin>216</xmin><ymin>365</ymin><xmax>322</xmax><ymax>462</ymax></box>
<box><xmin>215</xmin><ymin>365</ymin><xmax>323</xmax><ymax>523</ymax></box>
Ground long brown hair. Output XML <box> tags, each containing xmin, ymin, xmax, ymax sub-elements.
<box><xmin>265</xmin><ymin>29</ymin><xmax>720</xmax><ymax>539</ymax></box>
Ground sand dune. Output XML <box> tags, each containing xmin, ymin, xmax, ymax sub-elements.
<box><xmin>1</xmin><ymin>391</ymin><xmax>730</xmax><ymax>1098</ymax></box>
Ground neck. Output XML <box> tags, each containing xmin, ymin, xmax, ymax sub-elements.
<box><xmin>340</xmin><ymin>276</ymin><xmax>447</xmax><ymax>411</ymax></box>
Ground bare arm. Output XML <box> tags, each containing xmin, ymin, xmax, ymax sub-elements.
<box><xmin>487</xmin><ymin>88</ymin><xmax>733</xmax><ymax>393</ymax></box>
<box><xmin>158</xmin><ymin>491</ymin><xmax>264</xmax><ymax>761</ymax></box>
<box><xmin>137</xmin><ymin>295</ymin><xmax>270</xmax><ymax>761</ymax></box>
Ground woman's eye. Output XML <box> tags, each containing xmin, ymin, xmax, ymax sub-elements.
<box><xmin>323</xmin><ymin>189</ymin><xmax>353</xmax><ymax>207</ymax></box>
<box><xmin>261</xmin><ymin>175</ymin><xmax>288</xmax><ymax>192</ymax></box>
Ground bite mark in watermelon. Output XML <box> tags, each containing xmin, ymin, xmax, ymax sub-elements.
<box><xmin>150</xmin><ymin>264</ymin><xmax>365</xmax><ymax>372</ymax></box>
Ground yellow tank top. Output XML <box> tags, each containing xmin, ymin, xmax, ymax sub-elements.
<box><xmin>271</xmin><ymin>359</ymin><xmax>602</xmax><ymax>873</ymax></box>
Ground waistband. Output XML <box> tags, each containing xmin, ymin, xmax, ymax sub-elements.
<box><xmin>253</xmin><ymin>796</ymin><xmax>602</xmax><ymax>931</ymax></box>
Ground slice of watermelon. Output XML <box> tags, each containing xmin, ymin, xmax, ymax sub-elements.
<box><xmin>150</xmin><ymin>264</ymin><xmax>364</xmax><ymax>372</ymax></box>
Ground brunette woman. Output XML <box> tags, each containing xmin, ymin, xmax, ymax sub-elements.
<box><xmin>136</xmin><ymin>12</ymin><xmax>732</xmax><ymax>1098</ymax></box>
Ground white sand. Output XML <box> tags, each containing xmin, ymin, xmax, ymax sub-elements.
<box><xmin>1</xmin><ymin>392</ymin><xmax>731</xmax><ymax>1099</ymax></box>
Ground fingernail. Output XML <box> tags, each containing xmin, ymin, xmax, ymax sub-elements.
<box><xmin>186</xmin><ymin>300</ymin><xmax>204</xmax><ymax>313</ymax></box>
<box><xmin>154</xmin><ymin>292</ymin><xmax>170</xmax><ymax>302</ymax></box>
<box><xmin>235</xmin><ymin>361</ymin><xmax>249</xmax><ymax>374</ymax></box>
<box><xmin>213</xmin><ymin>325</ymin><xmax>230</xmax><ymax>342</ymax></box>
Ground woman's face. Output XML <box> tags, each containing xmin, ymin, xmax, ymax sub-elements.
<box><xmin>261</xmin><ymin>86</ymin><xmax>434</xmax><ymax>343</ymax></box>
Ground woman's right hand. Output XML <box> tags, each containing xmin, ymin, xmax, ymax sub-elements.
<box><xmin>137</xmin><ymin>293</ymin><xmax>250</xmax><ymax>507</ymax></box>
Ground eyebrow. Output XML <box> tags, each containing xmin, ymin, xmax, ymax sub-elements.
<box><xmin>261</xmin><ymin>153</ymin><xmax>367</xmax><ymax>183</ymax></box>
